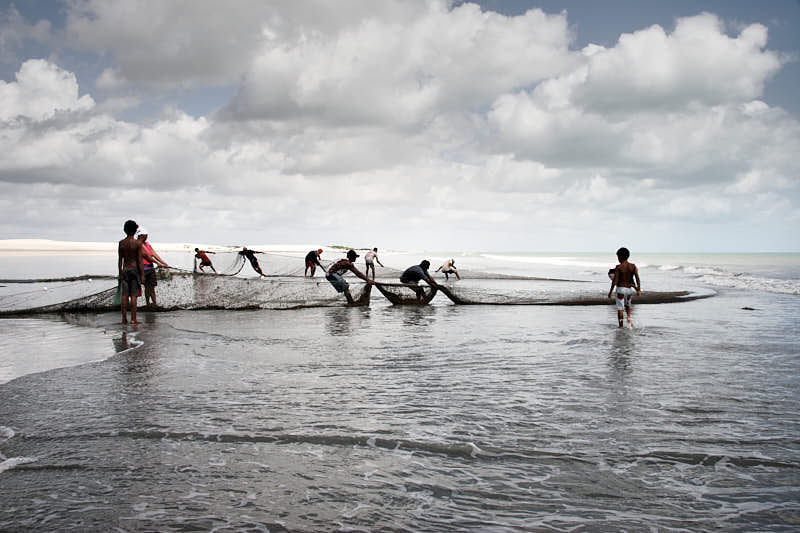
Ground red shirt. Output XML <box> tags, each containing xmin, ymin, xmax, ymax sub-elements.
<box><xmin>196</xmin><ymin>251</ymin><xmax>211</xmax><ymax>263</ymax></box>
<box><xmin>142</xmin><ymin>241</ymin><xmax>155</xmax><ymax>268</ymax></box>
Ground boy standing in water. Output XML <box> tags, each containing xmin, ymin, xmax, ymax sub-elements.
<box><xmin>118</xmin><ymin>220</ymin><xmax>145</xmax><ymax>325</ymax></box>
<box><xmin>608</xmin><ymin>247</ymin><xmax>641</xmax><ymax>328</ymax></box>
<box><xmin>364</xmin><ymin>247</ymin><xmax>384</xmax><ymax>280</ymax></box>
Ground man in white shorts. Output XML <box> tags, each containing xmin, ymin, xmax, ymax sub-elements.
<box><xmin>608</xmin><ymin>247</ymin><xmax>641</xmax><ymax>328</ymax></box>
<box><xmin>364</xmin><ymin>247</ymin><xmax>384</xmax><ymax>280</ymax></box>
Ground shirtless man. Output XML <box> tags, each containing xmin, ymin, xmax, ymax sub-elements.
<box><xmin>364</xmin><ymin>247</ymin><xmax>384</xmax><ymax>280</ymax></box>
<box><xmin>436</xmin><ymin>258</ymin><xmax>461</xmax><ymax>280</ymax></box>
<box><xmin>118</xmin><ymin>220</ymin><xmax>145</xmax><ymax>325</ymax></box>
<box><xmin>608</xmin><ymin>247</ymin><xmax>641</xmax><ymax>328</ymax></box>
<box><xmin>325</xmin><ymin>249</ymin><xmax>374</xmax><ymax>304</ymax></box>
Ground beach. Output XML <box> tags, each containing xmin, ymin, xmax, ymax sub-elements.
<box><xmin>1</xmin><ymin>244</ymin><xmax>799</xmax><ymax>532</ymax></box>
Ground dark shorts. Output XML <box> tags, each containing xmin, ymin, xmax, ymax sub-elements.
<box><xmin>120</xmin><ymin>268</ymin><xmax>141</xmax><ymax>296</ymax></box>
<box><xmin>144</xmin><ymin>268</ymin><xmax>158</xmax><ymax>289</ymax></box>
<box><xmin>326</xmin><ymin>273</ymin><xmax>349</xmax><ymax>293</ymax></box>
<box><xmin>306</xmin><ymin>260</ymin><xmax>316</xmax><ymax>268</ymax></box>
<box><xmin>200</xmin><ymin>260</ymin><xmax>212</xmax><ymax>267</ymax></box>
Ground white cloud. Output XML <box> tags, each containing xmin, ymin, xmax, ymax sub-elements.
<box><xmin>222</xmin><ymin>2</ymin><xmax>576</xmax><ymax>127</ymax></box>
<box><xmin>574</xmin><ymin>13</ymin><xmax>782</xmax><ymax>112</ymax></box>
<box><xmin>0</xmin><ymin>59</ymin><xmax>94</xmax><ymax>121</ymax></box>
<box><xmin>0</xmin><ymin>6</ymin><xmax>798</xmax><ymax>251</ymax></box>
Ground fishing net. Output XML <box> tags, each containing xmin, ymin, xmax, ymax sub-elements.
<box><xmin>374</xmin><ymin>283</ymin><xmax>437</xmax><ymax>305</ymax></box>
<box><xmin>0</xmin><ymin>250</ymin><xmax>714</xmax><ymax>314</ymax></box>
<box><xmin>0</xmin><ymin>272</ymin><xmax>373</xmax><ymax>314</ymax></box>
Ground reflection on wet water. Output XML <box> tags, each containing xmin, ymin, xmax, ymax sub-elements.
<box><xmin>1</xmin><ymin>289</ymin><xmax>799</xmax><ymax>532</ymax></box>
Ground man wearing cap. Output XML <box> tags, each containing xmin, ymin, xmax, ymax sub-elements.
<box><xmin>325</xmin><ymin>249</ymin><xmax>373</xmax><ymax>304</ymax></box>
<box><xmin>137</xmin><ymin>227</ymin><xmax>169</xmax><ymax>308</ymax></box>
<box><xmin>304</xmin><ymin>248</ymin><xmax>324</xmax><ymax>277</ymax></box>
<box><xmin>400</xmin><ymin>260</ymin><xmax>441</xmax><ymax>300</ymax></box>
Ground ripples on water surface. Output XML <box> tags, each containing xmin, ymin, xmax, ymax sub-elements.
<box><xmin>0</xmin><ymin>287</ymin><xmax>798</xmax><ymax>532</ymax></box>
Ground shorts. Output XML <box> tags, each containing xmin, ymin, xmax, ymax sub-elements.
<box><xmin>326</xmin><ymin>273</ymin><xmax>349</xmax><ymax>293</ymax></box>
<box><xmin>119</xmin><ymin>268</ymin><xmax>141</xmax><ymax>296</ymax></box>
<box><xmin>144</xmin><ymin>268</ymin><xmax>158</xmax><ymax>289</ymax></box>
<box><xmin>399</xmin><ymin>277</ymin><xmax>418</xmax><ymax>285</ymax></box>
<box><xmin>306</xmin><ymin>260</ymin><xmax>316</xmax><ymax>268</ymax></box>
<box><xmin>200</xmin><ymin>260</ymin><xmax>212</xmax><ymax>267</ymax></box>
<box><xmin>615</xmin><ymin>287</ymin><xmax>636</xmax><ymax>310</ymax></box>
<box><xmin>442</xmin><ymin>269</ymin><xmax>456</xmax><ymax>274</ymax></box>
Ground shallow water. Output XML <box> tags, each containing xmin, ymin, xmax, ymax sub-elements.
<box><xmin>1</xmin><ymin>284</ymin><xmax>799</xmax><ymax>532</ymax></box>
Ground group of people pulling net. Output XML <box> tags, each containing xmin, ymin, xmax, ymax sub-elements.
<box><xmin>190</xmin><ymin>244</ymin><xmax>465</xmax><ymax>306</ymax></box>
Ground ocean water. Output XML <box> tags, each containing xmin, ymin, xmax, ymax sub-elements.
<box><xmin>0</xmin><ymin>250</ymin><xmax>799</xmax><ymax>532</ymax></box>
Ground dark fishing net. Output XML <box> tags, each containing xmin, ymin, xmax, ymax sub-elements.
<box><xmin>0</xmin><ymin>272</ymin><xmax>373</xmax><ymax>314</ymax></box>
<box><xmin>436</xmin><ymin>280</ymin><xmax>713</xmax><ymax>305</ymax></box>
<box><xmin>374</xmin><ymin>283</ymin><xmax>437</xmax><ymax>305</ymax></box>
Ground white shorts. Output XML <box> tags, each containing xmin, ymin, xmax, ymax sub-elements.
<box><xmin>615</xmin><ymin>287</ymin><xmax>636</xmax><ymax>310</ymax></box>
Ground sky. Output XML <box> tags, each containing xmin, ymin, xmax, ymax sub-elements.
<box><xmin>0</xmin><ymin>0</ymin><xmax>798</xmax><ymax>252</ymax></box>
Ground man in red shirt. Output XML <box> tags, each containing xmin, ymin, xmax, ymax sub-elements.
<box><xmin>194</xmin><ymin>248</ymin><xmax>217</xmax><ymax>273</ymax></box>
<box><xmin>137</xmin><ymin>227</ymin><xmax>169</xmax><ymax>308</ymax></box>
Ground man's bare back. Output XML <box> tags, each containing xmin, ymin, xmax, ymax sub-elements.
<box><xmin>118</xmin><ymin>236</ymin><xmax>144</xmax><ymax>274</ymax></box>
<box><xmin>615</xmin><ymin>261</ymin><xmax>639</xmax><ymax>288</ymax></box>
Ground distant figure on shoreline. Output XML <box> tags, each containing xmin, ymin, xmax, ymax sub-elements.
<box><xmin>194</xmin><ymin>248</ymin><xmax>217</xmax><ymax>273</ymax></box>
<box><xmin>326</xmin><ymin>249</ymin><xmax>373</xmax><ymax>304</ymax></box>
<box><xmin>400</xmin><ymin>260</ymin><xmax>441</xmax><ymax>300</ymax></box>
<box><xmin>305</xmin><ymin>248</ymin><xmax>324</xmax><ymax>277</ymax></box>
<box><xmin>436</xmin><ymin>258</ymin><xmax>461</xmax><ymax>280</ymax></box>
<box><xmin>364</xmin><ymin>247</ymin><xmax>384</xmax><ymax>280</ymax></box>
<box><xmin>240</xmin><ymin>247</ymin><xmax>266</xmax><ymax>277</ymax></box>
<box><xmin>118</xmin><ymin>220</ymin><xmax>144</xmax><ymax>325</ymax></box>
<box><xmin>137</xmin><ymin>227</ymin><xmax>169</xmax><ymax>308</ymax></box>
<box><xmin>608</xmin><ymin>247</ymin><xmax>641</xmax><ymax>328</ymax></box>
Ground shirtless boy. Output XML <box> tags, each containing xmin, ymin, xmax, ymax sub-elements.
<box><xmin>364</xmin><ymin>248</ymin><xmax>384</xmax><ymax>280</ymax></box>
<box><xmin>607</xmin><ymin>247</ymin><xmax>641</xmax><ymax>328</ymax></box>
<box><xmin>118</xmin><ymin>220</ymin><xmax>145</xmax><ymax>325</ymax></box>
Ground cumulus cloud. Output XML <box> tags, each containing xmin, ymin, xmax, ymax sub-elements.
<box><xmin>0</xmin><ymin>59</ymin><xmax>94</xmax><ymax>121</ymax></box>
<box><xmin>0</xmin><ymin>6</ymin><xmax>798</xmax><ymax>250</ymax></box>
<box><xmin>223</xmin><ymin>2</ymin><xmax>575</xmax><ymax>128</ymax></box>
<box><xmin>574</xmin><ymin>13</ymin><xmax>782</xmax><ymax>112</ymax></box>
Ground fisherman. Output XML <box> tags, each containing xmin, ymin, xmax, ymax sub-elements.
<box><xmin>194</xmin><ymin>248</ymin><xmax>217</xmax><ymax>273</ymax></box>
<box><xmin>137</xmin><ymin>227</ymin><xmax>169</xmax><ymax>308</ymax></box>
<box><xmin>305</xmin><ymin>248</ymin><xmax>324</xmax><ymax>277</ymax></box>
<box><xmin>607</xmin><ymin>247</ymin><xmax>641</xmax><ymax>328</ymax></box>
<box><xmin>325</xmin><ymin>249</ymin><xmax>374</xmax><ymax>304</ymax></box>
<box><xmin>400</xmin><ymin>260</ymin><xmax>440</xmax><ymax>300</ymax></box>
<box><xmin>239</xmin><ymin>247</ymin><xmax>266</xmax><ymax>277</ymax></box>
<box><xmin>364</xmin><ymin>247</ymin><xmax>384</xmax><ymax>280</ymax></box>
<box><xmin>436</xmin><ymin>258</ymin><xmax>461</xmax><ymax>280</ymax></box>
<box><xmin>118</xmin><ymin>220</ymin><xmax>145</xmax><ymax>325</ymax></box>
